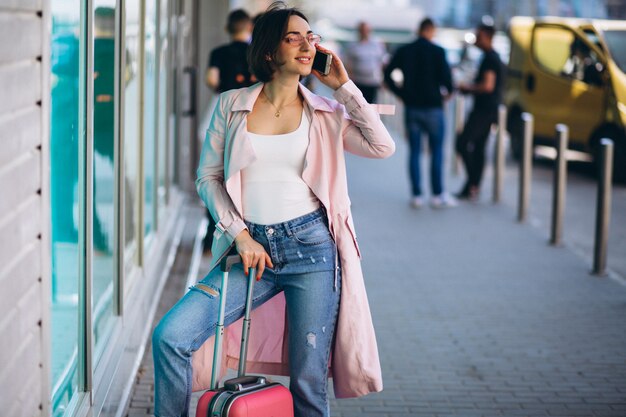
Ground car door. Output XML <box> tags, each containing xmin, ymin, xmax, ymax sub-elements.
<box><xmin>524</xmin><ymin>23</ymin><xmax>607</xmax><ymax>148</ymax></box>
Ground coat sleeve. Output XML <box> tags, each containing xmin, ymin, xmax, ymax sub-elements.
<box><xmin>195</xmin><ymin>94</ymin><xmax>247</xmax><ymax>243</ymax></box>
<box><xmin>332</xmin><ymin>80</ymin><xmax>396</xmax><ymax>159</ymax></box>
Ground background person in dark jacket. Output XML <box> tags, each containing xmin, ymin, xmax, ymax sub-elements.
<box><xmin>384</xmin><ymin>18</ymin><xmax>456</xmax><ymax>209</ymax></box>
<box><xmin>455</xmin><ymin>22</ymin><xmax>503</xmax><ymax>201</ymax></box>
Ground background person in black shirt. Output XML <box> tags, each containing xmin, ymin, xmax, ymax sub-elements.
<box><xmin>206</xmin><ymin>9</ymin><xmax>255</xmax><ymax>93</ymax></box>
<box><xmin>203</xmin><ymin>9</ymin><xmax>256</xmax><ymax>252</ymax></box>
<box><xmin>455</xmin><ymin>22</ymin><xmax>503</xmax><ymax>201</ymax></box>
<box><xmin>384</xmin><ymin>18</ymin><xmax>455</xmax><ymax>209</ymax></box>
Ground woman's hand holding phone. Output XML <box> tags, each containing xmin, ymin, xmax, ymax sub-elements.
<box><xmin>311</xmin><ymin>45</ymin><xmax>350</xmax><ymax>90</ymax></box>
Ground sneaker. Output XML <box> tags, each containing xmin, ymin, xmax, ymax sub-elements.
<box><xmin>430</xmin><ymin>194</ymin><xmax>458</xmax><ymax>209</ymax></box>
<box><xmin>410</xmin><ymin>196</ymin><xmax>424</xmax><ymax>209</ymax></box>
<box><xmin>456</xmin><ymin>186</ymin><xmax>479</xmax><ymax>202</ymax></box>
<box><xmin>467</xmin><ymin>186</ymin><xmax>480</xmax><ymax>202</ymax></box>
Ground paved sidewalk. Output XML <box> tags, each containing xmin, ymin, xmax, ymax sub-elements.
<box><xmin>125</xmin><ymin>134</ymin><xmax>626</xmax><ymax>417</ymax></box>
<box><xmin>124</xmin><ymin>204</ymin><xmax>205</xmax><ymax>417</ymax></box>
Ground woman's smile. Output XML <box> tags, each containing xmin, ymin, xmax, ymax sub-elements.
<box><xmin>295</xmin><ymin>56</ymin><xmax>312</xmax><ymax>64</ymax></box>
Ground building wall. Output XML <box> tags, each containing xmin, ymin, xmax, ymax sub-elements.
<box><xmin>0</xmin><ymin>0</ymin><xmax>50</xmax><ymax>415</ymax></box>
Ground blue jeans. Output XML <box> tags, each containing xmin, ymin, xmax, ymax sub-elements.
<box><xmin>404</xmin><ymin>107</ymin><xmax>445</xmax><ymax>196</ymax></box>
<box><xmin>152</xmin><ymin>208</ymin><xmax>341</xmax><ymax>417</ymax></box>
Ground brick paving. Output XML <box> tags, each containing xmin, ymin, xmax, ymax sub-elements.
<box><xmin>124</xmin><ymin>134</ymin><xmax>626</xmax><ymax>417</ymax></box>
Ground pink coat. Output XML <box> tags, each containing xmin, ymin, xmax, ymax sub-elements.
<box><xmin>192</xmin><ymin>80</ymin><xmax>395</xmax><ymax>398</ymax></box>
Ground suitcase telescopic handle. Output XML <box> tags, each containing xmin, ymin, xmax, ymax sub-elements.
<box><xmin>220</xmin><ymin>254</ymin><xmax>243</xmax><ymax>272</ymax></box>
<box><xmin>224</xmin><ymin>375</ymin><xmax>268</xmax><ymax>392</ymax></box>
<box><xmin>211</xmin><ymin>254</ymin><xmax>257</xmax><ymax>390</ymax></box>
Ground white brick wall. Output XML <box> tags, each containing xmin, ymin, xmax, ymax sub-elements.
<box><xmin>0</xmin><ymin>0</ymin><xmax>48</xmax><ymax>415</ymax></box>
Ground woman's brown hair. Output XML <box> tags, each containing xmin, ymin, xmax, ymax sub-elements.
<box><xmin>247</xmin><ymin>2</ymin><xmax>309</xmax><ymax>83</ymax></box>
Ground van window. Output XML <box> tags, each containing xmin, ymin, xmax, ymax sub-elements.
<box><xmin>604</xmin><ymin>30</ymin><xmax>626</xmax><ymax>73</ymax></box>
<box><xmin>533</xmin><ymin>26</ymin><xmax>574</xmax><ymax>75</ymax></box>
<box><xmin>583</xmin><ymin>29</ymin><xmax>604</xmax><ymax>52</ymax></box>
<box><xmin>533</xmin><ymin>26</ymin><xmax>603</xmax><ymax>86</ymax></box>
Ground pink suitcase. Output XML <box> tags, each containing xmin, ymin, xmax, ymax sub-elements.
<box><xmin>195</xmin><ymin>255</ymin><xmax>294</xmax><ymax>417</ymax></box>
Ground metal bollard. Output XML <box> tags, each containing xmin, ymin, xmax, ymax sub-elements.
<box><xmin>550</xmin><ymin>124</ymin><xmax>568</xmax><ymax>246</ymax></box>
<box><xmin>452</xmin><ymin>95</ymin><xmax>465</xmax><ymax>175</ymax></box>
<box><xmin>592</xmin><ymin>139</ymin><xmax>613</xmax><ymax>276</ymax></box>
<box><xmin>493</xmin><ymin>105</ymin><xmax>507</xmax><ymax>203</ymax></box>
<box><xmin>455</xmin><ymin>94</ymin><xmax>465</xmax><ymax>135</ymax></box>
<box><xmin>518</xmin><ymin>113</ymin><xmax>533</xmax><ymax>222</ymax></box>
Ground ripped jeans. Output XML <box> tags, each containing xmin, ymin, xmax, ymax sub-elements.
<box><xmin>152</xmin><ymin>208</ymin><xmax>341</xmax><ymax>417</ymax></box>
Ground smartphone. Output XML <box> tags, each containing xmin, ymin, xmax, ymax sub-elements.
<box><xmin>312</xmin><ymin>50</ymin><xmax>332</xmax><ymax>75</ymax></box>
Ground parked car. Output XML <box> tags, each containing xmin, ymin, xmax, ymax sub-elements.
<box><xmin>505</xmin><ymin>16</ymin><xmax>626</xmax><ymax>180</ymax></box>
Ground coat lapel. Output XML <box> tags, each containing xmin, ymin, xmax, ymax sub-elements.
<box><xmin>222</xmin><ymin>84</ymin><xmax>261</xmax><ymax>214</ymax></box>
<box><xmin>224</xmin><ymin>84</ymin><xmax>261</xmax><ymax>181</ymax></box>
<box><xmin>299</xmin><ymin>83</ymin><xmax>333</xmax><ymax>212</ymax></box>
<box><xmin>223</xmin><ymin>113</ymin><xmax>252</xmax><ymax>215</ymax></box>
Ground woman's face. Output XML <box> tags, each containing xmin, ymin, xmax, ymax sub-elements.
<box><xmin>273</xmin><ymin>15</ymin><xmax>316</xmax><ymax>79</ymax></box>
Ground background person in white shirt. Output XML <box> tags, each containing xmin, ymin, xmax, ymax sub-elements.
<box><xmin>344</xmin><ymin>21</ymin><xmax>388</xmax><ymax>103</ymax></box>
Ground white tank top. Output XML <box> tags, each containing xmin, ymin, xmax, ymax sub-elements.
<box><xmin>242</xmin><ymin>111</ymin><xmax>320</xmax><ymax>225</ymax></box>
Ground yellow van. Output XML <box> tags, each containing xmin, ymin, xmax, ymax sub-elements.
<box><xmin>505</xmin><ymin>16</ymin><xmax>626</xmax><ymax>180</ymax></box>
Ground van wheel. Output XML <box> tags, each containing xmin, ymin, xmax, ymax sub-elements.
<box><xmin>508</xmin><ymin>108</ymin><xmax>525</xmax><ymax>160</ymax></box>
<box><xmin>590</xmin><ymin>127</ymin><xmax>626</xmax><ymax>183</ymax></box>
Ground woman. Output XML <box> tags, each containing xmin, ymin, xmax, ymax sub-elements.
<box><xmin>152</xmin><ymin>3</ymin><xmax>395</xmax><ymax>416</ymax></box>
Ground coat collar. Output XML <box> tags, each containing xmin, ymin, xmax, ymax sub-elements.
<box><xmin>231</xmin><ymin>81</ymin><xmax>335</xmax><ymax>113</ymax></box>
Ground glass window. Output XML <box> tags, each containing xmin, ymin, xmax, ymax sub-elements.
<box><xmin>563</xmin><ymin>42</ymin><xmax>603</xmax><ymax>86</ymax></box>
<box><xmin>50</xmin><ymin>0</ymin><xmax>80</xmax><ymax>414</ymax></box>
<box><xmin>604</xmin><ymin>30</ymin><xmax>626</xmax><ymax>73</ymax></box>
<box><xmin>583</xmin><ymin>28</ymin><xmax>604</xmax><ymax>52</ymax></box>
<box><xmin>92</xmin><ymin>1</ymin><xmax>117</xmax><ymax>362</ymax></box>
<box><xmin>533</xmin><ymin>26</ymin><xmax>604</xmax><ymax>86</ymax></box>
<box><xmin>144</xmin><ymin>0</ymin><xmax>157</xmax><ymax>238</ymax></box>
<box><xmin>157</xmin><ymin>0</ymin><xmax>169</xmax><ymax>214</ymax></box>
<box><xmin>124</xmin><ymin>0</ymin><xmax>140</xmax><ymax>269</ymax></box>
<box><xmin>532</xmin><ymin>26</ymin><xmax>575</xmax><ymax>75</ymax></box>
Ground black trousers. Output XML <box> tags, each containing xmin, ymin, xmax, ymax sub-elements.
<box><xmin>355</xmin><ymin>83</ymin><xmax>378</xmax><ymax>104</ymax></box>
<box><xmin>455</xmin><ymin>107</ymin><xmax>498</xmax><ymax>189</ymax></box>
<box><xmin>203</xmin><ymin>208</ymin><xmax>216</xmax><ymax>250</ymax></box>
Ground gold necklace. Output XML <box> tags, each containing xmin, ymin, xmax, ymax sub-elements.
<box><xmin>262</xmin><ymin>89</ymin><xmax>300</xmax><ymax>118</ymax></box>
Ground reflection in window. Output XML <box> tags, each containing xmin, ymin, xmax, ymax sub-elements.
<box><xmin>144</xmin><ymin>0</ymin><xmax>157</xmax><ymax>239</ymax></box>
<box><xmin>93</xmin><ymin>2</ymin><xmax>116</xmax><ymax>362</ymax></box>
<box><xmin>50</xmin><ymin>1</ymin><xmax>80</xmax><ymax>414</ymax></box>
<box><xmin>124</xmin><ymin>0</ymin><xmax>139</xmax><ymax>265</ymax></box>
<box><xmin>157</xmin><ymin>0</ymin><xmax>169</xmax><ymax>214</ymax></box>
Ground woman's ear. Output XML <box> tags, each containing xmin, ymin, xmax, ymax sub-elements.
<box><xmin>265</xmin><ymin>54</ymin><xmax>272</xmax><ymax>61</ymax></box>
